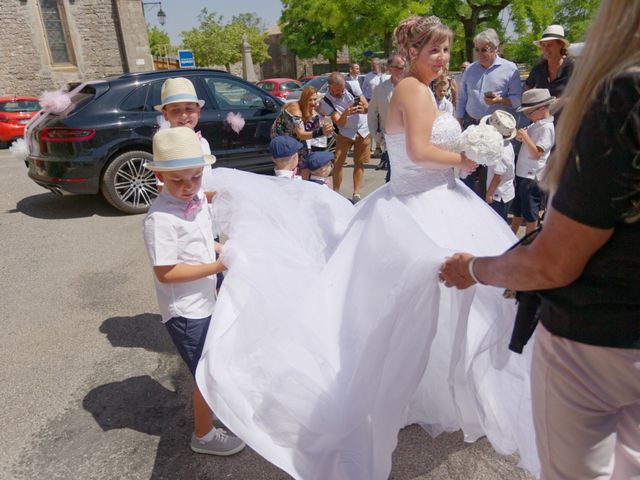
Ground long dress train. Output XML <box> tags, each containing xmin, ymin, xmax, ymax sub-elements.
<box><xmin>196</xmin><ymin>113</ymin><xmax>539</xmax><ymax>479</ymax></box>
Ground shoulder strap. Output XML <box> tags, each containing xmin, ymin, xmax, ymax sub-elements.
<box><xmin>322</xmin><ymin>95</ymin><xmax>336</xmax><ymax>113</ymax></box>
<box><xmin>345</xmin><ymin>81</ymin><xmax>354</xmax><ymax>96</ymax></box>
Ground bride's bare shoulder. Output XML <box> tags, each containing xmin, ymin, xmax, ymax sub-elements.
<box><xmin>395</xmin><ymin>77</ymin><xmax>432</xmax><ymax>99</ymax></box>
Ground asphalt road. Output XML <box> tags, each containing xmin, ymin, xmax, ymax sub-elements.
<box><xmin>0</xmin><ymin>149</ymin><xmax>534</xmax><ymax>480</ymax></box>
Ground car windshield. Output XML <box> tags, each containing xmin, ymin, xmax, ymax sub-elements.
<box><xmin>281</xmin><ymin>81</ymin><xmax>302</xmax><ymax>92</ymax></box>
<box><xmin>305</xmin><ymin>76</ymin><xmax>327</xmax><ymax>90</ymax></box>
<box><xmin>0</xmin><ymin>100</ymin><xmax>40</xmax><ymax>112</ymax></box>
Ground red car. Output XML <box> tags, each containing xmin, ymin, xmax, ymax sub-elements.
<box><xmin>0</xmin><ymin>96</ymin><xmax>41</xmax><ymax>148</ymax></box>
<box><xmin>256</xmin><ymin>78</ymin><xmax>302</xmax><ymax>100</ymax></box>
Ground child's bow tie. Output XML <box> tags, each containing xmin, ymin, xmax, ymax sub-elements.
<box><xmin>184</xmin><ymin>196</ymin><xmax>205</xmax><ymax>219</ymax></box>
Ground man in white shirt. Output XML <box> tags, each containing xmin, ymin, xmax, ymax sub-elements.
<box><xmin>361</xmin><ymin>57</ymin><xmax>381</xmax><ymax>101</ymax></box>
<box><xmin>321</xmin><ymin>72</ymin><xmax>369</xmax><ymax>203</ymax></box>
<box><xmin>367</xmin><ymin>53</ymin><xmax>406</xmax><ymax>183</ymax></box>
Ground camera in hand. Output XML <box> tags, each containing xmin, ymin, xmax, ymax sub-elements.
<box><xmin>353</xmin><ymin>97</ymin><xmax>361</xmax><ymax>106</ymax></box>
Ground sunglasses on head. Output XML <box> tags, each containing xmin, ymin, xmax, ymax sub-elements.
<box><xmin>474</xmin><ymin>46</ymin><xmax>493</xmax><ymax>53</ymax></box>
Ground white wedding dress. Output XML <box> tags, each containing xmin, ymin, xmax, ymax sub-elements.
<box><xmin>195</xmin><ymin>113</ymin><xmax>539</xmax><ymax>479</ymax></box>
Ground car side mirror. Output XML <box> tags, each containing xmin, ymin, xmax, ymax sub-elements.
<box><xmin>264</xmin><ymin>97</ymin><xmax>278</xmax><ymax>112</ymax></box>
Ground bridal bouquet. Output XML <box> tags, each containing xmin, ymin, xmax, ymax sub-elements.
<box><xmin>458</xmin><ymin>124</ymin><xmax>504</xmax><ymax>166</ymax></box>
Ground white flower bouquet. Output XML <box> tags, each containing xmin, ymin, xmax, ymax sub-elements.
<box><xmin>458</xmin><ymin>124</ymin><xmax>504</xmax><ymax>166</ymax></box>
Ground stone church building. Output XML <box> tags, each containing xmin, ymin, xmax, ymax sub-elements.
<box><xmin>0</xmin><ymin>0</ymin><xmax>152</xmax><ymax>96</ymax></box>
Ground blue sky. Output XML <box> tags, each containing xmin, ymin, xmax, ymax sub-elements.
<box><xmin>144</xmin><ymin>0</ymin><xmax>284</xmax><ymax>44</ymax></box>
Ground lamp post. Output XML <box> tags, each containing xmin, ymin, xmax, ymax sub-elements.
<box><xmin>142</xmin><ymin>1</ymin><xmax>166</xmax><ymax>26</ymax></box>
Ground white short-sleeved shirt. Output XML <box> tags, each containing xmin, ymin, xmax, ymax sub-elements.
<box><xmin>436</xmin><ymin>97</ymin><xmax>454</xmax><ymax>115</ymax></box>
<box><xmin>322</xmin><ymin>87</ymin><xmax>370</xmax><ymax>140</ymax></box>
<box><xmin>143</xmin><ymin>189</ymin><xmax>217</xmax><ymax>323</ymax></box>
<box><xmin>487</xmin><ymin>142</ymin><xmax>516</xmax><ymax>202</ymax></box>
<box><xmin>515</xmin><ymin>116</ymin><xmax>555</xmax><ymax>180</ymax></box>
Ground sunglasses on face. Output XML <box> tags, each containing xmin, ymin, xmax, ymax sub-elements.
<box><xmin>389</xmin><ymin>64</ymin><xmax>404</xmax><ymax>70</ymax></box>
<box><xmin>474</xmin><ymin>46</ymin><xmax>493</xmax><ymax>53</ymax></box>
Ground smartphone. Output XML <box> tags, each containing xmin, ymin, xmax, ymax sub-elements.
<box><xmin>484</xmin><ymin>91</ymin><xmax>496</xmax><ymax>98</ymax></box>
<box><xmin>353</xmin><ymin>97</ymin><xmax>361</xmax><ymax>106</ymax></box>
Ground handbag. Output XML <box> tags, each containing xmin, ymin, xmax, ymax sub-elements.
<box><xmin>505</xmin><ymin>226</ymin><xmax>543</xmax><ymax>354</ymax></box>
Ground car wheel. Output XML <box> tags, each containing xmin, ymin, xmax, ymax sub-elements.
<box><xmin>101</xmin><ymin>150</ymin><xmax>157</xmax><ymax>214</ymax></box>
<box><xmin>0</xmin><ymin>140</ymin><xmax>6</xmax><ymax>149</ymax></box>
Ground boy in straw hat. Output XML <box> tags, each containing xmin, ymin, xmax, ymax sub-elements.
<box><xmin>480</xmin><ymin>110</ymin><xmax>517</xmax><ymax>222</ymax></box>
<box><xmin>155</xmin><ymin>77</ymin><xmax>225</xmax><ymax>289</ymax></box>
<box><xmin>154</xmin><ymin>77</ymin><xmax>215</xmax><ymax>191</ymax></box>
<box><xmin>511</xmin><ymin>88</ymin><xmax>556</xmax><ymax>234</ymax></box>
<box><xmin>142</xmin><ymin>127</ymin><xmax>245</xmax><ymax>456</ymax></box>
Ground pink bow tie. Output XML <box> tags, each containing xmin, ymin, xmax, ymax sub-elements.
<box><xmin>184</xmin><ymin>196</ymin><xmax>205</xmax><ymax>219</ymax></box>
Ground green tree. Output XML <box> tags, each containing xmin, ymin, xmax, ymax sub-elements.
<box><xmin>222</xmin><ymin>13</ymin><xmax>270</xmax><ymax>71</ymax></box>
<box><xmin>280</xmin><ymin>0</ymin><xmax>343</xmax><ymax>70</ymax></box>
<box><xmin>147</xmin><ymin>25</ymin><xmax>170</xmax><ymax>57</ymax></box>
<box><xmin>181</xmin><ymin>9</ymin><xmax>270</xmax><ymax>71</ymax></box>
<box><xmin>554</xmin><ymin>0</ymin><xmax>599</xmax><ymax>41</ymax></box>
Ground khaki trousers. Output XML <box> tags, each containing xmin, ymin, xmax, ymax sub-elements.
<box><xmin>532</xmin><ymin>325</ymin><xmax>640</xmax><ymax>480</ymax></box>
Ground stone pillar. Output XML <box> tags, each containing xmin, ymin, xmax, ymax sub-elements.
<box><xmin>113</xmin><ymin>0</ymin><xmax>154</xmax><ymax>72</ymax></box>
<box><xmin>241</xmin><ymin>34</ymin><xmax>257</xmax><ymax>82</ymax></box>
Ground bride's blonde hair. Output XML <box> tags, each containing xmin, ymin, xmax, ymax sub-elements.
<box><xmin>541</xmin><ymin>0</ymin><xmax>640</xmax><ymax>194</ymax></box>
<box><xmin>394</xmin><ymin>15</ymin><xmax>453</xmax><ymax>66</ymax></box>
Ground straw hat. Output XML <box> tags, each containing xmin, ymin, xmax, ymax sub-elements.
<box><xmin>480</xmin><ymin>110</ymin><xmax>517</xmax><ymax>140</ymax></box>
<box><xmin>533</xmin><ymin>25</ymin><xmax>570</xmax><ymax>49</ymax></box>
<box><xmin>144</xmin><ymin>127</ymin><xmax>216</xmax><ymax>172</ymax></box>
<box><xmin>154</xmin><ymin>77</ymin><xmax>205</xmax><ymax>112</ymax></box>
<box><xmin>517</xmin><ymin>88</ymin><xmax>556</xmax><ymax>112</ymax></box>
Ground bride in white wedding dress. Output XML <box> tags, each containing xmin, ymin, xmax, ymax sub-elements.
<box><xmin>195</xmin><ymin>15</ymin><xmax>539</xmax><ymax>480</ymax></box>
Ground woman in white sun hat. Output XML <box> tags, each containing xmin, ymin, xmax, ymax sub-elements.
<box><xmin>525</xmin><ymin>25</ymin><xmax>575</xmax><ymax>100</ymax></box>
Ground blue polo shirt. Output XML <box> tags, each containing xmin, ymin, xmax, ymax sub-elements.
<box><xmin>456</xmin><ymin>56</ymin><xmax>522</xmax><ymax>120</ymax></box>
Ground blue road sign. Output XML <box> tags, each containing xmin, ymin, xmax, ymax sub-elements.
<box><xmin>178</xmin><ymin>50</ymin><xmax>195</xmax><ymax>69</ymax></box>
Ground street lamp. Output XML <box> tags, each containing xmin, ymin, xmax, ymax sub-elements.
<box><xmin>142</xmin><ymin>1</ymin><xmax>166</xmax><ymax>26</ymax></box>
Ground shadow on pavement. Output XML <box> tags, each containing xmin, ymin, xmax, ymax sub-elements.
<box><xmin>99</xmin><ymin>313</ymin><xmax>173</xmax><ymax>353</ymax></box>
<box><xmin>11</xmin><ymin>192</ymin><xmax>125</xmax><ymax>219</ymax></box>
<box><xmin>86</xmin><ymin>313</ymin><xmax>290</xmax><ymax>479</ymax></box>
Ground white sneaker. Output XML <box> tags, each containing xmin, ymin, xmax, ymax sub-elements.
<box><xmin>190</xmin><ymin>428</ymin><xmax>246</xmax><ymax>456</ymax></box>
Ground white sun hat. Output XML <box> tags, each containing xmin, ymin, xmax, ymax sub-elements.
<box><xmin>517</xmin><ymin>88</ymin><xmax>556</xmax><ymax>112</ymax></box>
<box><xmin>480</xmin><ymin>110</ymin><xmax>517</xmax><ymax>140</ymax></box>
<box><xmin>144</xmin><ymin>127</ymin><xmax>216</xmax><ymax>172</ymax></box>
<box><xmin>154</xmin><ymin>77</ymin><xmax>205</xmax><ymax>112</ymax></box>
<box><xmin>533</xmin><ymin>25</ymin><xmax>570</xmax><ymax>49</ymax></box>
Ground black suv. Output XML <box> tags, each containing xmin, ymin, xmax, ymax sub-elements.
<box><xmin>25</xmin><ymin>69</ymin><xmax>282</xmax><ymax>214</ymax></box>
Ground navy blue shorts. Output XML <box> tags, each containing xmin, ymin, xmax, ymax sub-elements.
<box><xmin>512</xmin><ymin>177</ymin><xmax>542</xmax><ymax>222</ymax></box>
<box><xmin>490</xmin><ymin>199</ymin><xmax>512</xmax><ymax>222</ymax></box>
<box><xmin>165</xmin><ymin>315</ymin><xmax>211</xmax><ymax>377</ymax></box>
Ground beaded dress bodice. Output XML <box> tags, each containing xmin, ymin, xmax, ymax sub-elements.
<box><xmin>386</xmin><ymin>113</ymin><xmax>461</xmax><ymax>195</ymax></box>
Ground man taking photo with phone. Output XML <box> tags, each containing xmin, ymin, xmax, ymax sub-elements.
<box><xmin>320</xmin><ymin>72</ymin><xmax>370</xmax><ymax>204</ymax></box>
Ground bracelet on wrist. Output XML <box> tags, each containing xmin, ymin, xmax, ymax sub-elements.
<box><xmin>468</xmin><ymin>257</ymin><xmax>485</xmax><ymax>285</ymax></box>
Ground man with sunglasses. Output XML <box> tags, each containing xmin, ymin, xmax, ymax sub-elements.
<box><xmin>456</xmin><ymin>28</ymin><xmax>522</xmax><ymax>197</ymax></box>
<box><xmin>367</xmin><ymin>53</ymin><xmax>406</xmax><ymax>182</ymax></box>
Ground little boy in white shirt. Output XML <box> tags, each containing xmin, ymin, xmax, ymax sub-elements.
<box><xmin>434</xmin><ymin>80</ymin><xmax>454</xmax><ymax>115</ymax></box>
<box><xmin>270</xmin><ymin>136</ymin><xmax>304</xmax><ymax>180</ymax></box>
<box><xmin>480</xmin><ymin>110</ymin><xmax>517</xmax><ymax>222</ymax></box>
<box><xmin>305</xmin><ymin>150</ymin><xmax>334</xmax><ymax>187</ymax></box>
<box><xmin>511</xmin><ymin>89</ymin><xmax>556</xmax><ymax>234</ymax></box>
<box><xmin>142</xmin><ymin>127</ymin><xmax>245</xmax><ymax>457</ymax></box>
